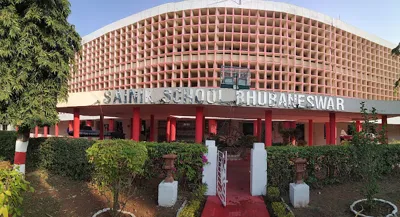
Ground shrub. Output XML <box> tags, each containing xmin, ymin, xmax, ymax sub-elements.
<box><xmin>87</xmin><ymin>140</ymin><xmax>148</xmax><ymax>217</ymax></box>
<box><xmin>0</xmin><ymin>167</ymin><xmax>34</xmax><ymax>216</ymax></box>
<box><xmin>39</xmin><ymin>138</ymin><xmax>95</xmax><ymax>180</ymax></box>
<box><xmin>271</xmin><ymin>202</ymin><xmax>294</xmax><ymax>217</ymax></box>
<box><xmin>267</xmin><ymin>144</ymin><xmax>400</xmax><ymax>192</ymax></box>
<box><xmin>267</xmin><ymin>186</ymin><xmax>280</xmax><ymax>202</ymax></box>
<box><xmin>178</xmin><ymin>184</ymin><xmax>207</xmax><ymax>217</ymax></box>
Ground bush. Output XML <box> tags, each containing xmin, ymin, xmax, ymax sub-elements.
<box><xmin>271</xmin><ymin>202</ymin><xmax>294</xmax><ymax>217</ymax></box>
<box><xmin>267</xmin><ymin>186</ymin><xmax>280</xmax><ymax>202</ymax></box>
<box><xmin>0</xmin><ymin>131</ymin><xmax>17</xmax><ymax>161</ymax></box>
<box><xmin>178</xmin><ymin>184</ymin><xmax>207</xmax><ymax>217</ymax></box>
<box><xmin>0</xmin><ymin>167</ymin><xmax>34</xmax><ymax>216</ymax></box>
<box><xmin>267</xmin><ymin>144</ymin><xmax>400</xmax><ymax>192</ymax></box>
<box><xmin>87</xmin><ymin>140</ymin><xmax>148</xmax><ymax>216</ymax></box>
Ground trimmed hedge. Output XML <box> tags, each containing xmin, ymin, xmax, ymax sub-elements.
<box><xmin>0</xmin><ymin>132</ymin><xmax>207</xmax><ymax>187</ymax></box>
<box><xmin>267</xmin><ymin>144</ymin><xmax>400</xmax><ymax>191</ymax></box>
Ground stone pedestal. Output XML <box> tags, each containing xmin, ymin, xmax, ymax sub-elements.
<box><xmin>202</xmin><ymin>140</ymin><xmax>217</xmax><ymax>195</ymax></box>
<box><xmin>158</xmin><ymin>181</ymin><xmax>178</xmax><ymax>207</ymax></box>
<box><xmin>289</xmin><ymin>183</ymin><xmax>310</xmax><ymax>208</ymax></box>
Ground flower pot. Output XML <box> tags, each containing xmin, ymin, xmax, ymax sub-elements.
<box><xmin>350</xmin><ymin>198</ymin><xmax>398</xmax><ymax>217</ymax></box>
<box><xmin>92</xmin><ymin>208</ymin><xmax>135</xmax><ymax>217</ymax></box>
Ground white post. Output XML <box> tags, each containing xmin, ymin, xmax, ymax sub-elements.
<box><xmin>250</xmin><ymin>142</ymin><xmax>267</xmax><ymax>196</ymax></box>
<box><xmin>202</xmin><ymin>140</ymin><xmax>217</xmax><ymax>195</ymax></box>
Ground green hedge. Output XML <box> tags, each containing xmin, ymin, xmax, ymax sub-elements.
<box><xmin>267</xmin><ymin>144</ymin><xmax>400</xmax><ymax>191</ymax></box>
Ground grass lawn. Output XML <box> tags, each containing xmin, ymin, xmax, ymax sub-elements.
<box><xmin>292</xmin><ymin>174</ymin><xmax>400</xmax><ymax>217</ymax></box>
<box><xmin>22</xmin><ymin>170</ymin><xmax>188</xmax><ymax>217</ymax></box>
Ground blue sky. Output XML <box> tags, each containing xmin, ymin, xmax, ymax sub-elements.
<box><xmin>68</xmin><ymin>0</ymin><xmax>399</xmax><ymax>46</ymax></box>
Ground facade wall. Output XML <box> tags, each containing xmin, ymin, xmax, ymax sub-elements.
<box><xmin>71</xmin><ymin>3</ymin><xmax>400</xmax><ymax>101</ymax></box>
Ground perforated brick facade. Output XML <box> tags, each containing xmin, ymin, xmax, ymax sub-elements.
<box><xmin>70</xmin><ymin>1</ymin><xmax>400</xmax><ymax>101</ymax></box>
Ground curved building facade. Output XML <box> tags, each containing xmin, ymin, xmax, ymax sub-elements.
<box><xmin>52</xmin><ymin>0</ymin><xmax>400</xmax><ymax>145</ymax></box>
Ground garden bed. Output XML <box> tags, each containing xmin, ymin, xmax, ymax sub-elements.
<box><xmin>291</xmin><ymin>174</ymin><xmax>400</xmax><ymax>217</ymax></box>
<box><xmin>22</xmin><ymin>170</ymin><xmax>189</xmax><ymax>217</ymax></box>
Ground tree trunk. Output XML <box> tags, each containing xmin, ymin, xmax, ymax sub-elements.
<box><xmin>14</xmin><ymin>127</ymin><xmax>30</xmax><ymax>174</ymax></box>
<box><xmin>112</xmin><ymin>182</ymin><xmax>120</xmax><ymax>217</ymax></box>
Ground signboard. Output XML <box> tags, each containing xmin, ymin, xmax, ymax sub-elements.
<box><xmin>103</xmin><ymin>88</ymin><xmax>345</xmax><ymax>111</ymax></box>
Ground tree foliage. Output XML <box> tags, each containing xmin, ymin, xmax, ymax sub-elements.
<box><xmin>0</xmin><ymin>0</ymin><xmax>81</xmax><ymax>131</ymax></box>
<box><xmin>392</xmin><ymin>43</ymin><xmax>400</xmax><ymax>90</ymax></box>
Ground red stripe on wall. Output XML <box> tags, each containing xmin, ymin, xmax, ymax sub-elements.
<box><xmin>14</xmin><ymin>152</ymin><xmax>27</xmax><ymax>164</ymax></box>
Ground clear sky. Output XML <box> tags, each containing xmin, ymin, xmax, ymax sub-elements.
<box><xmin>68</xmin><ymin>0</ymin><xmax>399</xmax><ymax>46</ymax></box>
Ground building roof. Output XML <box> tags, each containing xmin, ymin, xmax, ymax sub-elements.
<box><xmin>82</xmin><ymin>0</ymin><xmax>395</xmax><ymax>48</ymax></box>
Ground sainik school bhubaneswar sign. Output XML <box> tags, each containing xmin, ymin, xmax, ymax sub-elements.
<box><xmin>103</xmin><ymin>88</ymin><xmax>345</xmax><ymax>111</ymax></box>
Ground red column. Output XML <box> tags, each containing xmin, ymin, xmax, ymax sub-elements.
<box><xmin>73</xmin><ymin>108</ymin><xmax>80</xmax><ymax>138</ymax></box>
<box><xmin>253</xmin><ymin>120</ymin><xmax>258</xmax><ymax>137</ymax></box>
<box><xmin>34</xmin><ymin>126</ymin><xmax>39</xmax><ymax>138</ymax></box>
<box><xmin>170</xmin><ymin>117</ymin><xmax>177</xmax><ymax>142</ymax></box>
<box><xmin>99</xmin><ymin>115</ymin><xmax>104</xmax><ymax>140</ymax></box>
<box><xmin>208</xmin><ymin>119</ymin><xmax>217</xmax><ymax>135</ymax></box>
<box><xmin>166</xmin><ymin>117</ymin><xmax>171</xmax><ymax>142</ymax></box>
<box><xmin>265</xmin><ymin>110</ymin><xmax>272</xmax><ymax>147</ymax></box>
<box><xmin>131</xmin><ymin>107</ymin><xmax>140</xmax><ymax>141</ymax></box>
<box><xmin>195</xmin><ymin>107</ymin><xmax>204</xmax><ymax>144</ymax></box>
<box><xmin>149</xmin><ymin>115</ymin><xmax>155</xmax><ymax>142</ymax></box>
<box><xmin>257</xmin><ymin>118</ymin><xmax>262</xmax><ymax>142</ymax></box>
<box><xmin>55</xmin><ymin>123</ymin><xmax>59</xmax><ymax>137</ymax></box>
<box><xmin>108</xmin><ymin>119</ymin><xmax>114</xmax><ymax>132</ymax></box>
<box><xmin>43</xmin><ymin>126</ymin><xmax>48</xmax><ymax>138</ymax></box>
<box><xmin>325</xmin><ymin>122</ymin><xmax>330</xmax><ymax>145</ymax></box>
<box><xmin>308</xmin><ymin>120</ymin><xmax>313</xmax><ymax>146</ymax></box>
<box><xmin>356</xmin><ymin>120</ymin><xmax>362</xmax><ymax>132</ymax></box>
<box><xmin>329</xmin><ymin>113</ymin><xmax>336</xmax><ymax>145</ymax></box>
<box><xmin>382</xmin><ymin>115</ymin><xmax>388</xmax><ymax>143</ymax></box>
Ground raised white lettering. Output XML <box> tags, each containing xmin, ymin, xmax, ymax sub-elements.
<box><xmin>298</xmin><ymin>95</ymin><xmax>305</xmax><ymax>108</ymax></box>
<box><xmin>236</xmin><ymin>91</ymin><xmax>245</xmax><ymax>105</ymax></box>
<box><xmin>206</xmin><ymin>90</ymin><xmax>216</xmax><ymax>104</ymax></box>
<box><xmin>269</xmin><ymin>93</ymin><xmax>277</xmax><ymax>107</ymax></box>
<box><xmin>278</xmin><ymin>93</ymin><xmax>287</xmax><ymax>107</ymax></box>
<box><xmin>173</xmin><ymin>89</ymin><xmax>182</xmax><ymax>103</ymax></box>
<box><xmin>162</xmin><ymin>90</ymin><xmax>172</xmax><ymax>103</ymax></box>
<box><xmin>144</xmin><ymin>89</ymin><xmax>153</xmax><ymax>103</ymax></box>
<box><xmin>306</xmin><ymin>96</ymin><xmax>315</xmax><ymax>108</ymax></box>
<box><xmin>337</xmin><ymin>98</ymin><xmax>344</xmax><ymax>111</ymax></box>
<box><xmin>315</xmin><ymin>96</ymin><xmax>327</xmax><ymax>110</ymax></box>
<box><xmin>195</xmin><ymin>89</ymin><xmax>205</xmax><ymax>103</ymax></box>
<box><xmin>247</xmin><ymin>91</ymin><xmax>257</xmax><ymax>106</ymax></box>
<box><xmin>327</xmin><ymin>97</ymin><xmax>334</xmax><ymax>110</ymax></box>
<box><xmin>258</xmin><ymin>91</ymin><xmax>267</xmax><ymax>106</ymax></box>
<box><xmin>183</xmin><ymin>89</ymin><xmax>194</xmax><ymax>103</ymax></box>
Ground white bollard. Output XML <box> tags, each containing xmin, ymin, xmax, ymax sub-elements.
<box><xmin>158</xmin><ymin>180</ymin><xmax>178</xmax><ymax>207</ymax></box>
<box><xmin>290</xmin><ymin>183</ymin><xmax>310</xmax><ymax>208</ymax></box>
<box><xmin>202</xmin><ymin>140</ymin><xmax>217</xmax><ymax>195</ymax></box>
<box><xmin>250</xmin><ymin>143</ymin><xmax>267</xmax><ymax>196</ymax></box>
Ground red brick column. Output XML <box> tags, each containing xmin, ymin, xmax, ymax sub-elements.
<box><xmin>195</xmin><ymin>107</ymin><xmax>204</xmax><ymax>144</ymax></box>
<box><xmin>73</xmin><ymin>108</ymin><xmax>80</xmax><ymax>138</ymax></box>
<box><xmin>265</xmin><ymin>110</ymin><xmax>272</xmax><ymax>147</ymax></box>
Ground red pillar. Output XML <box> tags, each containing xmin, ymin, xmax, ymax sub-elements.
<box><xmin>382</xmin><ymin>115</ymin><xmax>388</xmax><ymax>143</ymax></box>
<box><xmin>325</xmin><ymin>122</ymin><xmax>330</xmax><ymax>145</ymax></box>
<box><xmin>329</xmin><ymin>113</ymin><xmax>336</xmax><ymax>145</ymax></box>
<box><xmin>108</xmin><ymin>119</ymin><xmax>114</xmax><ymax>131</ymax></box>
<box><xmin>356</xmin><ymin>120</ymin><xmax>362</xmax><ymax>132</ymax></box>
<box><xmin>170</xmin><ymin>117</ymin><xmax>177</xmax><ymax>142</ymax></box>
<box><xmin>34</xmin><ymin>126</ymin><xmax>39</xmax><ymax>138</ymax></box>
<box><xmin>131</xmin><ymin>108</ymin><xmax>140</xmax><ymax>141</ymax></box>
<box><xmin>195</xmin><ymin>107</ymin><xmax>204</xmax><ymax>144</ymax></box>
<box><xmin>208</xmin><ymin>119</ymin><xmax>217</xmax><ymax>135</ymax></box>
<box><xmin>43</xmin><ymin>126</ymin><xmax>48</xmax><ymax>138</ymax></box>
<box><xmin>149</xmin><ymin>115</ymin><xmax>155</xmax><ymax>142</ymax></box>
<box><xmin>73</xmin><ymin>108</ymin><xmax>80</xmax><ymax>138</ymax></box>
<box><xmin>265</xmin><ymin>110</ymin><xmax>272</xmax><ymax>147</ymax></box>
<box><xmin>257</xmin><ymin>118</ymin><xmax>262</xmax><ymax>142</ymax></box>
<box><xmin>253</xmin><ymin>120</ymin><xmax>258</xmax><ymax>137</ymax></box>
<box><xmin>99</xmin><ymin>115</ymin><xmax>104</xmax><ymax>140</ymax></box>
<box><xmin>55</xmin><ymin>123</ymin><xmax>59</xmax><ymax>137</ymax></box>
<box><xmin>166</xmin><ymin>117</ymin><xmax>171</xmax><ymax>142</ymax></box>
<box><xmin>308</xmin><ymin>120</ymin><xmax>313</xmax><ymax>146</ymax></box>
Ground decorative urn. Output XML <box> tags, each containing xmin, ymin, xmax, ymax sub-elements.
<box><xmin>294</xmin><ymin>158</ymin><xmax>307</xmax><ymax>184</ymax></box>
<box><xmin>162</xmin><ymin>154</ymin><xmax>178</xmax><ymax>183</ymax></box>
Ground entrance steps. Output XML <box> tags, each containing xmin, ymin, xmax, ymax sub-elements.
<box><xmin>201</xmin><ymin>160</ymin><xmax>270</xmax><ymax>217</ymax></box>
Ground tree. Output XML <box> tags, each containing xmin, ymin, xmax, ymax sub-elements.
<box><xmin>0</xmin><ymin>0</ymin><xmax>81</xmax><ymax>173</ymax></box>
<box><xmin>391</xmin><ymin>43</ymin><xmax>400</xmax><ymax>89</ymax></box>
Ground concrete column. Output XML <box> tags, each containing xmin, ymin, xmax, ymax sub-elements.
<box><xmin>265</xmin><ymin>110</ymin><xmax>272</xmax><ymax>147</ymax></box>
<box><xmin>99</xmin><ymin>115</ymin><xmax>104</xmax><ymax>140</ymax></box>
<box><xmin>150</xmin><ymin>115</ymin><xmax>155</xmax><ymax>142</ymax></box>
<box><xmin>202</xmin><ymin>140</ymin><xmax>218</xmax><ymax>195</ymax></box>
<box><xmin>55</xmin><ymin>123</ymin><xmax>59</xmax><ymax>137</ymax></box>
<box><xmin>34</xmin><ymin>126</ymin><xmax>39</xmax><ymax>138</ymax></box>
<box><xmin>325</xmin><ymin>122</ymin><xmax>330</xmax><ymax>145</ymax></box>
<box><xmin>73</xmin><ymin>108</ymin><xmax>80</xmax><ymax>138</ymax></box>
<box><xmin>356</xmin><ymin>120</ymin><xmax>362</xmax><ymax>132</ymax></box>
<box><xmin>308</xmin><ymin>120</ymin><xmax>313</xmax><ymax>146</ymax></box>
<box><xmin>251</xmin><ymin>143</ymin><xmax>267</xmax><ymax>196</ymax></box>
<box><xmin>109</xmin><ymin>119</ymin><xmax>115</xmax><ymax>131</ymax></box>
<box><xmin>195</xmin><ymin>107</ymin><xmax>204</xmax><ymax>144</ymax></box>
<box><xmin>166</xmin><ymin>117</ymin><xmax>171</xmax><ymax>142</ymax></box>
<box><xmin>43</xmin><ymin>126</ymin><xmax>48</xmax><ymax>138</ymax></box>
<box><xmin>208</xmin><ymin>119</ymin><xmax>217</xmax><ymax>135</ymax></box>
<box><xmin>131</xmin><ymin>107</ymin><xmax>140</xmax><ymax>141</ymax></box>
<box><xmin>382</xmin><ymin>115</ymin><xmax>388</xmax><ymax>143</ymax></box>
<box><xmin>329</xmin><ymin>113</ymin><xmax>336</xmax><ymax>145</ymax></box>
<box><xmin>170</xmin><ymin>117</ymin><xmax>176</xmax><ymax>142</ymax></box>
